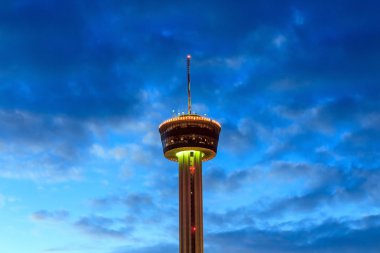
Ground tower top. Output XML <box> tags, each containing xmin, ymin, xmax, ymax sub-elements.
<box><xmin>187</xmin><ymin>54</ymin><xmax>191</xmax><ymax>114</ymax></box>
<box><xmin>158</xmin><ymin>55</ymin><xmax>221</xmax><ymax>162</ymax></box>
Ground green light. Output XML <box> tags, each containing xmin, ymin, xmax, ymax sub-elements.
<box><xmin>176</xmin><ymin>150</ymin><xmax>204</xmax><ymax>158</ymax></box>
<box><xmin>176</xmin><ymin>150</ymin><xmax>195</xmax><ymax>158</ymax></box>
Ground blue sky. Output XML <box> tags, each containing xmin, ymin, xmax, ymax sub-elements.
<box><xmin>1</xmin><ymin>0</ymin><xmax>379</xmax><ymax>252</ymax></box>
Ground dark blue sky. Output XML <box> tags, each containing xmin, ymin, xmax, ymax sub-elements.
<box><xmin>1</xmin><ymin>1</ymin><xmax>380</xmax><ymax>252</ymax></box>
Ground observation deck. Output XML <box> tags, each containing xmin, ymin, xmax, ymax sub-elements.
<box><xmin>159</xmin><ymin>114</ymin><xmax>221</xmax><ymax>162</ymax></box>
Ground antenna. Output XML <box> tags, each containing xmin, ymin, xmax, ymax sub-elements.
<box><xmin>187</xmin><ymin>54</ymin><xmax>191</xmax><ymax>114</ymax></box>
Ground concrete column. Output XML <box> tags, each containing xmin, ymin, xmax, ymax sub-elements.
<box><xmin>178</xmin><ymin>151</ymin><xmax>204</xmax><ymax>253</ymax></box>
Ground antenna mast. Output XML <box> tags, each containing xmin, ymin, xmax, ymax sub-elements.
<box><xmin>187</xmin><ymin>54</ymin><xmax>191</xmax><ymax>114</ymax></box>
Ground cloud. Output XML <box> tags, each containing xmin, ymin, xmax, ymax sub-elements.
<box><xmin>248</xmin><ymin>95</ymin><xmax>380</xmax><ymax>167</ymax></box>
<box><xmin>0</xmin><ymin>108</ymin><xmax>162</xmax><ymax>182</ymax></box>
<box><xmin>87</xmin><ymin>190</ymin><xmax>178</xmax><ymax>246</ymax></box>
<box><xmin>0</xmin><ymin>110</ymin><xmax>90</xmax><ymax>150</ymax></box>
<box><xmin>74</xmin><ymin>192</ymin><xmax>177</xmax><ymax>245</ymax></box>
<box><xmin>203</xmin><ymin>161</ymin><xmax>380</xmax><ymax>227</ymax></box>
<box><xmin>90</xmin><ymin>143</ymin><xmax>157</xmax><ymax>166</ymax></box>
<box><xmin>204</xmin><ymin>166</ymin><xmax>257</xmax><ymax>192</ymax></box>
<box><xmin>123</xmin><ymin>193</ymin><xmax>155</xmax><ymax>212</ymax></box>
<box><xmin>218</xmin><ymin>118</ymin><xmax>261</xmax><ymax>154</ymax></box>
<box><xmin>204</xmin><ymin>161</ymin><xmax>338</xmax><ymax>194</ymax></box>
<box><xmin>336</xmin><ymin>129</ymin><xmax>380</xmax><ymax>166</ymax></box>
<box><xmin>90</xmin><ymin>144</ymin><xmax>129</xmax><ymax>161</ymax></box>
<box><xmin>206</xmin><ymin>215</ymin><xmax>380</xmax><ymax>253</ymax></box>
<box><xmin>91</xmin><ymin>192</ymin><xmax>156</xmax><ymax>213</ymax></box>
<box><xmin>0</xmin><ymin>109</ymin><xmax>89</xmax><ymax>182</ymax></box>
<box><xmin>1</xmin><ymin>0</ymin><xmax>379</xmax><ymax>121</ymax></box>
<box><xmin>0</xmin><ymin>1</ymin><xmax>140</xmax><ymax>118</ymax></box>
<box><xmin>0</xmin><ymin>162</ymin><xmax>82</xmax><ymax>182</ymax></box>
<box><xmin>31</xmin><ymin>210</ymin><xmax>69</xmax><ymax>221</ymax></box>
<box><xmin>75</xmin><ymin>215</ymin><xmax>131</xmax><ymax>239</ymax></box>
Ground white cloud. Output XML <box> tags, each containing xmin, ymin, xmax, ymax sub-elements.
<box><xmin>90</xmin><ymin>144</ymin><xmax>107</xmax><ymax>158</ymax></box>
<box><xmin>90</xmin><ymin>144</ymin><xmax>129</xmax><ymax>161</ymax></box>
<box><xmin>0</xmin><ymin>164</ymin><xmax>82</xmax><ymax>182</ymax></box>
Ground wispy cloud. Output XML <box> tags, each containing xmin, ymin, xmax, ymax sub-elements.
<box><xmin>206</xmin><ymin>215</ymin><xmax>380</xmax><ymax>253</ymax></box>
<box><xmin>31</xmin><ymin>210</ymin><xmax>70</xmax><ymax>222</ymax></box>
<box><xmin>75</xmin><ymin>215</ymin><xmax>131</xmax><ymax>239</ymax></box>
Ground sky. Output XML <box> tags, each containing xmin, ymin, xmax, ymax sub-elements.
<box><xmin>0</xmin><ymin>0</ymin><xmax>379</xmax><ymax>252</ymax></box>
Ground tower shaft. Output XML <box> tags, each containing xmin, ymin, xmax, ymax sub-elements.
<box><xmin>177</xmin><ymin>151</ymin><xmax>204</xmax><ymax>253</ymax></box>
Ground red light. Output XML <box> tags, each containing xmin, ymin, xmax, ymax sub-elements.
<box><xmin>187</xmin><ymin>54</ymin><xmax>191</xmax><ymax>59</ymax></box>
<box><xmin>189</xmin><ymin>166</ymin><xmax>195</xmax><ymax>174</ymax></box>
<box><xmin>192</xmin><ymin>226</ymin><xmax>196</xmax><ymax>232</ymax></box>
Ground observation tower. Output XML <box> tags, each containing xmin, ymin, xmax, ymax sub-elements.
<box><xmin>159</xmin><ymin>55</ymin><xmax>221</xmax><ymax>253</ymax></box>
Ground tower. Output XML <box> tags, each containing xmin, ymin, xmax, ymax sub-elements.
<box><xmin>158</xmin><ymin>55</ymin><xmax>221</xmax><ymax>253</ymax></box>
